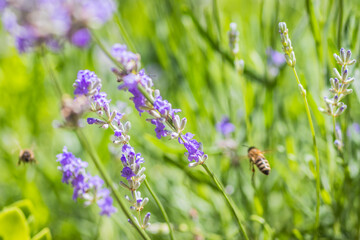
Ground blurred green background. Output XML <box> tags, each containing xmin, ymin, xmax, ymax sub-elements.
<box><xmin>1</xmin><ymin>0</ymin><xmax>360</xmax><ymax>239</ymax></box>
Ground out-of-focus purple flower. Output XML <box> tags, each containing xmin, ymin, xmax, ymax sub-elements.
<box><xmin>266</xmin><ymin>48</ymin><xmax>286</xmax><ymax>67</ymax></box>
<box><xmin>216</xmin><ymin>116</ymin><xmax>235</xmax><ymax>137</ymax></box>
<box><xmin>56</xmin><ymin>146</ymin><xmax>117</xmax><ymax>216</ymax></box>
<box><xmin>347</xmin><ymin>123</ymin><xmax>360</xmax><ymax>137</ymax></box>
<box><xmin>98</xmin><ymin>195</ymin><xmax>117</xmax><ymax>216</ymax></box>
<box><xmin>71</xmin><ymin>28</ymin><xmax>91</xmax><ymax>48</ymax></box>
<box><xmin>121</xmin><ymin>167</ymin><xmax>136</xmax><ymax>180</ymax></box>
<box><xmin>2</xmin><ymin>0</ymin><xmax>115</xmax><ymax>52</ymax></box>
<box><xmin>0</xmin><ymin>0</ymin><xmax>6</xmax><ymax>11</ymax></box>
<box><xmin>111</xmin><ymin>44</ymin><xmax>140</xmax><ymax>73</ymax></box>
<box><xmin>266</xmin><ymin>47</ymin><xmax>286</xmax><ymax>78</ymax></box>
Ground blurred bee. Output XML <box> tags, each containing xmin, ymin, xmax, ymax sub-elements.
<box><xmin>248</xmin><ymin>146</ymin><xmax>271</xmax><ymax>176</ymax></box>
<box><xmin>18</xmin><ymin>149</ymin><xmax>36</xmax><ymax>165</ymax></box>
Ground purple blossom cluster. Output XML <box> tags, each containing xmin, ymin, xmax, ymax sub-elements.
<box><xmin>266</xmin><ymin>47</ymin><xmax>286</xmax><ymax>77</ymax></box>
<box><xmin>119</xmin><ymin>144</ymin><xmax>150</xmax><ymax>229</ymax></box>
<box><xmin>56</xmin><ymin>146</ymin><xmax>117</xmax><ymax>216</ymax></box>
<box><xmin>111</xmin><ymin>44</ymin><xmax>207</xmax><ymax>166</ymax></box>
<box><xmin>1</xmin><ymin>0</ymin><xmax>115</xmax><ymax>53</ymax></box>
<box><xmin>73</xmin><ymin>69</ymin><xmax>130</xmax><ymax>144</ymax></box>
<box><xmin>72</xmin><ymin>69</ymin><xmax>151</xmax><ymax>228</ymax></box>
<box><xmin>216</xmin><ymin>116</ymin><xmax>235</xmax><ymax>137</ymax></box>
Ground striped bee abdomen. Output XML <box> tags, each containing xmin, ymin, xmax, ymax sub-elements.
<box><xmin>255</xmin><ymin>156</ymin><xmax>271</xmax><ymax>175</ymax></box>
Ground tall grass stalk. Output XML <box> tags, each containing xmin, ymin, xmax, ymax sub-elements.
<box><xmin>144</xmin><ymin>179</ymin><xmax>176</xmax><ymax>240</ymax></box>
<box><xmin>305</xmin><ymin>0</ymin><xmax>324</xmax><ymax>91</ymax></box>
<box><xmin>292</xmin><ymin>68</ymin><xmax>321</xmax><ymax>238</ymax></box>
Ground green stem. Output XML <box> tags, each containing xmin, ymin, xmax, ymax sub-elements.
<box><xmin>238</xmin><ymin>70</ymin><xmax>253</xmax><ymax>144</ymax></box>
<box><xmin>305</xmin><ymin>0</ymin><xmax>324</xmax><ymax>91</ymax></box>
<box><xmin>202</xmin><ymin>163</ymin><xmax>249</xmax><ymax>240</ymax></box>
<box><xmin>144</xmin><ymin>179</ymin><xmax>176</xmax><ymax>240</ymax></box>
<box><xmin>333</xmin><ymin>115</ymin><xmax>336</xmax><ymax>140</ymax></box>
<box><xmin>292</xmin><ymin>67</ymin><xmax>321</xmax><ymax>239</ymax></box>
<box><xmin>114</xmin><ymin>14</ymin><xmax>136</xmax><ymax>52</ymax></box>
<box><xmin>91</xmin><ymin>32</ymin><xmax>124</xmax><ymax>70</ymax></box>
<box><xmin>75</xmin><ymin>130</ymin><xmax>151</xmax><ymax>240</ymax></box>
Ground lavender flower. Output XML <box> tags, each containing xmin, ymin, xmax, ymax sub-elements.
<box><xmin>56</xmin><ymin>146</ymin><xmax>117</xmax><ymax>216</ymax></box>
<box><xmin>319</xmin><ymin>48</ymin><xmax>356</xmax><ymax>117</ymax></box>
<box><xmin>1</xmin><ymin>0</ymin><xmax>115</xmax><ymax>53</ymax></box>
<box><xmin>111</xmin><ymin>44</ymin><xmax>207</xmax><ymax>167</ymax></box>
<box><xmin>216</xmin><ymin>116</ymin><xmax>235</xmax><ymax>137</ymax></box>
<box><xmin>72</xmin><ymin>70</ymin><xmax>151</xmax><ymax>229</ymax></box>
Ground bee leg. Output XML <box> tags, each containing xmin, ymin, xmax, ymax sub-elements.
<box><xmin>251</xmin><ymin>163</ymin><xmax>255</xmax><ymax>182</ymax></box>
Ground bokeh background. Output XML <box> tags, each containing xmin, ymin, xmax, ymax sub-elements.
<box><xmin>1</xmin><ymin>0</ymin><xmax>360</xmax><ymax>239</ymax></box>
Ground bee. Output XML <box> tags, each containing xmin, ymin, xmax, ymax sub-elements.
<box><xmin>18</xmin><ymin>149</ymin><xmax>36</xmax><ymax>165</ymax></box>
<box><xmin>248</xmin><ymin>146</ymin><xmax>271</xmax><ymax>176</ymax></box>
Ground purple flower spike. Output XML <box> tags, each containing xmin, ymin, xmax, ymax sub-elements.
<box><xmin>74</xmin><ymin>70</ymin><xmax>100</xmax><ymax>96</ymax></box>
<box><xmin>121</xmin><ymin>167</ymin><xmax>136</xmax><ymax>180</ymax></box>
<box><xmin>154</xmin><ymin>96</ymin><xmax>171</xmax><ymax>115</ymax></box>
<box><xmin>216</xmin><ymin>116</ymin><xmax>235</xmax><ymax>136</ymax></box>
<box><xmin>56</xmin><ymin>147</ymin><xmax>117</xmax><ymax>216</ymax></box>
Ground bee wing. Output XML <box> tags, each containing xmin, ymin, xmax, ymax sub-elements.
<box><xmin>261</xmin><ymin>149</ymin><xmax>273</xmax><ymax>155</ymax></box>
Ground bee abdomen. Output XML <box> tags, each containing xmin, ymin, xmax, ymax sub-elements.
<box><xmin>255</xmin><ymin>157</ymin><xmax>271</xmax><ymax>175</ymax></box>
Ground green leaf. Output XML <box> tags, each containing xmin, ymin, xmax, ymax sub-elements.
<box><xmin>9</xmin><ymin>199</ymin><xmax>35</xmax><ymax>219</ymax></box>
<box><xmin>144</xmin><ymin>133</ymin><xmax>183</xmax><ymax>154</ymax></box>
<box><xmin>0</xmin><ymin>207</ymin><xmax>30</xmax><ymax>240</ymax></box>
<box><xmin>31</xmin><ymin>228</ymin><xmax>52</xmax><ymax>240</ymax></box>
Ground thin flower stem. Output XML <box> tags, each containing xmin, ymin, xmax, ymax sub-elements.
<box><xmin>202</xmin><ymin>163</ymin><xmax>249</xmax><ymax>240</ymax></box>
<box><xmin>292</xmin><ymin>67</ymin><xmax>321</xmax><ymax>239</ymax></box>
<box><xmin>91</xmin><ymin>32</ymin><xmax>124</xmax><ymax>70</ymax></box>
<box><xmin>333</xmin><ymin>115</ymin><xmax>336</xmax><ymax>140</ymax></box>
<box><xmin>144</xmin><ymin>179</ymin><xmax>176</xmax><ymax>240</ymax></box>
<box><xmin>75</xmin><ymin>129</ymin><xmax>152</xmax><ymax>240</ymax></box>
<box><xmin>238</xmin><ymin>73</ymin><xmax>253</xmax><ymax>144</ymax></box>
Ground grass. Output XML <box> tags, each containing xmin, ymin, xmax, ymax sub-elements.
<box><xmin>1</xmin><ymin>0</ymin><xmax>360</xmax><ymax>239</ymax></box>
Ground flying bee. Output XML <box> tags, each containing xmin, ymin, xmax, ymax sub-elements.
<box><xmin>248</xmin><ymin>146</ymin><xmax>271</xmax><ymax>176</ymax></box>
<box><xmin>18</xmin><ymin>149</ymin><xmax>36</xmax><ymax>165</ymax></box>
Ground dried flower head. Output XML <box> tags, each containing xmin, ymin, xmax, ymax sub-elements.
<box><xmin>60</xmin><ymin>95</ymin><xmax>89</xmax><ymax>128</ymax></box>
